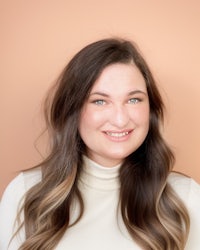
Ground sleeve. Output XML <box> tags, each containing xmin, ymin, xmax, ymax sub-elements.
<box><xmin>168</xmin><ymin>174</ymin><xmax>200</xmax><ymax>249</ymax></box>
<box><xmin>0</xmin><ymin>173</ymin><xmax>26</xmax><ymax>250</ymax></box>
<box><xmin>185</xmin><ymin>178</ymin><xmax>200</xmax><ymax>250</ymax></box>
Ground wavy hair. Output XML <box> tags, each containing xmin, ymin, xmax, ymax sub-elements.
<box><xmin>16</xmin><ymin>38</ymin><xmax>189</xmax><ymax>249</ymax></box>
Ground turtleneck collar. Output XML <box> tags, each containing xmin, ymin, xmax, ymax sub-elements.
<box><xmin>79</xmin><ymin>156</ymin><xmax>121</xmax><ymax>191</ymax></box>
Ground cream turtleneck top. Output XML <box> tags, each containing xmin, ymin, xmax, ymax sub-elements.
<box><xmin>56</xmin><ymin>157</ymin><xmax>140</xmax><ymax>249</ymax></box>
<box><xmin>1</xmin><ymin>157</ymin><xmax>200</xmax><ymax>249</ymax></box>
<box><xmin>80</xmin><ymin>156</ymin><xmax>121</xmax><ymax>190</ymax></box>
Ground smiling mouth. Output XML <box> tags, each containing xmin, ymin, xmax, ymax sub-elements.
<box><xmin>105</xmin><ymin>130</ymin><xmax>131</xmax><ymax>138</ymax></box>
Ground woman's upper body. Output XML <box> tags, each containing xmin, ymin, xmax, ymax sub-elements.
<box><xmin>1</xmin><ymin>156</ymin><xmax>200</xmax><ymax>250</ymax></box>
<box><xmin>1</xmin><ymin>38</ymin><xmax>198</xmax><ymax>249</ymax></box>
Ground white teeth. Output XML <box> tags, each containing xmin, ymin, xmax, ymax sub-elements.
<box><xmin>106</xmin><ymin>131</ymin><xmax>129</xmax><ymax>137</ymax></box>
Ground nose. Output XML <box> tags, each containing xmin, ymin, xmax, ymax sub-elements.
<box><xmin>109</xmin><ymin>104</ymin><xmax>129</xmax><ymax>128</ymax></box>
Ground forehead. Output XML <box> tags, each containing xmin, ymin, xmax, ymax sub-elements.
<box><xmin>91</xmin><ymin>63</ymin><xmax>147</xmax><ymax>93</ymax></box>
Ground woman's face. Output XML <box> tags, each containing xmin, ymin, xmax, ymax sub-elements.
<box><xmin>79</xmin><ymin>63</ymin><xmax>150</xmax><ymax>167</ymax></box>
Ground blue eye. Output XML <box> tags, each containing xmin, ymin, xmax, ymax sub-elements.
<box><xmin>93</xmin><ymin>100</ymin><xmax>106</xmax><ymax>105</ymax></box>
<box><xmin>128</xmin><ymin>98</ymin><xmax>140</xmax><ymax>104</ymax></box>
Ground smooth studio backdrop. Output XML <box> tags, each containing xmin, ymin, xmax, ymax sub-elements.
<box><xmin>1</xmin><ymin>0</ymin><xmax>200</xmax><ymax>197</ymax></box>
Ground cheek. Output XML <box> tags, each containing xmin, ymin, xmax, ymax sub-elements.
<box><xmin>79</xmin><ymin>108</ymin><xmax>106</xmax><ymax>132</ymax></box>
<box><xmin>130</xmin><ymin>106</ymin><xmax>150</xmax><ymax>125</ymax></box>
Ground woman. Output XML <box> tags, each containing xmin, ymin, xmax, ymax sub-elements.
<box><xmin>1</xmin><ymin>38</ymin><xmax>200</xmax><ymax>250</ymax></box>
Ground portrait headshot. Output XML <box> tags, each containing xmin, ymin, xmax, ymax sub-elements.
<box><xmin>1</xmin><ymin>1</ymin><xmax>200</xmax><ymax>250</ymax></box>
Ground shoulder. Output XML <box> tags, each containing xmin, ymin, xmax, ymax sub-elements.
<box><xmin>1</xmin><ymin>167</ymin><xmax>42</xmax><ymax>203</ymax></box>
<box><xmin>167</xmin><ymin>172</ymin><xmax>200</xmax><ymax>206</ymax></box>
<box><xmin>0</xmin><ymin>167</ymin><xmax>42</xmax><ymax>218</ymax></box>
<box><xmin>0</xmin><ymin>168</ymin><xmax>42</xmax><ymax>249</ymax></box>
<box><xmin>0</xmin><ymin>167</ymin><xmax>42</xmax><ymax>213</ymax></box>
<box><xmin>168</xmin><ymin>172</ymin><xmax>200</xmax><ymax>249</ymax></box>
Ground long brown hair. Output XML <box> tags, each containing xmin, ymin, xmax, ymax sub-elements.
<box><xmin>16</xmin><ymin>38</ymin><xmax>189</xmax><ymax>249</ymax></box>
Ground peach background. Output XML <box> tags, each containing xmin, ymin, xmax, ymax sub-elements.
<box><xmin>1</xmin><ymin>0</ymin><xmax>200</xmax><ymax>197</ymax></box>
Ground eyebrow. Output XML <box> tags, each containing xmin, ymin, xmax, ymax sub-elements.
<box><xmin>90</xmin><ymin>90</ymin><xmax>147</xmax><ymax>97</ymax></box>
